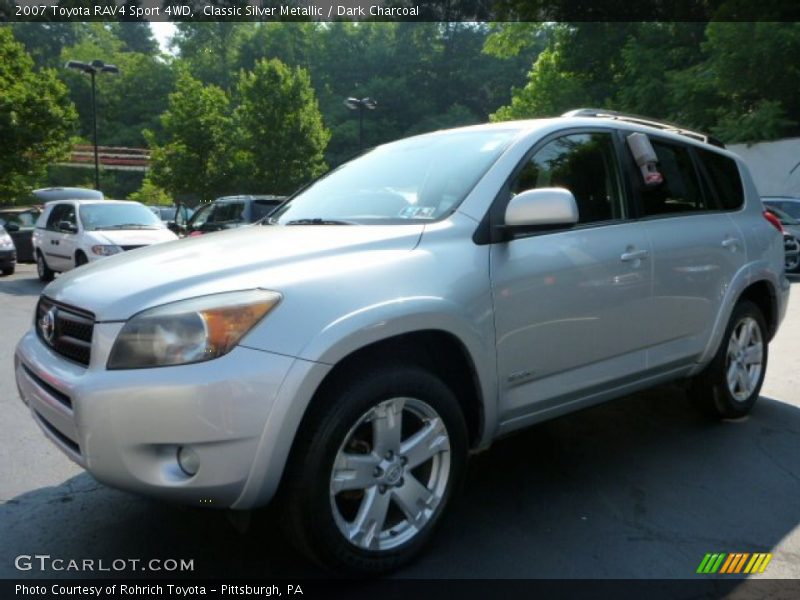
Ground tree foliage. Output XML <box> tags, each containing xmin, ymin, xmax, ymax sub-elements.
<box><xmin>0</xmin><ymin>28</ymin><xmax>77</xmax><ymax>200</ymax></box>
<box><xmin>145</xmin><ymin>71</ymin><xmax>235</xmax><ymax>202</ymax></box>
<box><xmin>489</xmin><ymin>22</ymin><xmax>800</xmax><ymax>143</ymax></box>
<box><xmin>233</xmin><ymin>59</ymin><xmax>329</xmax><ymax>194</ymax></box>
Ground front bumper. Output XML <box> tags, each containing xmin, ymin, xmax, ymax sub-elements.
<box><xmin>0</xmin><ymin>248</ymin><xmax>16</xmax><ymax>269</ymax></box>
<box><xmin>15</xmin><ymin>328</ymin><xmax>325</xmax><ymax>509</ymax></box>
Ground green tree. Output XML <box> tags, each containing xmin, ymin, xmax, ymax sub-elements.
<box><xmin>128</xmin><ymin>176</ymin><xmax>173</xmax><ymax>205</ymax></box>
<box><xmin>0</xmin><ymin>28</ymin><xmax>77</xmax><ymax>201</ymax></box>
<box><xmin>146</xmin><ymin>71</ymin><xmax>235</xmax><ymax>201</ymax></box>
<box><xmin>233</xmin><ymin>58</ymin><xmax>329</xmax><ymax>194</ymax></box>
<box><xmin>172</xmin><ymin>22</ymin><xmax>247</xmax><ymax>91</ymax></box>
<box><xmin>60</xmin><ymin>24</ymin><xmax>176</xmax><ymax>147</ymax></box>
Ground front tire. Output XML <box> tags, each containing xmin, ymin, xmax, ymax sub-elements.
<box><xmin>689</xmin><ymin>300</ymin><xmax>768</xmax><ymax>418</ymax></box>
<box><xmin>281</xmin><ymin>364</ymin><xmax>468</xmax><ymax>575</ymax></box>
<box><xmin>75</xmin><ymin>251</ymin><xmax>88</xmax><ymax>267</ymax></box>
<box><xmin>1</xmin><ymin>266</ymin><xmax>13</xmax><ymax>276</ymax></box>
<box><xmin>36</xmin><ymin>251</ymin><xmax>54</xmax><ymax>282</ymax></box>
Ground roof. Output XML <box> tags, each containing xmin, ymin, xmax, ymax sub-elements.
<box><xmin>43</xmin><ymin>199</ymin><xmax>139</xmax><ymax>206</ymax></box>
<box><xmin>33</xmin><ymin>187</ymin><xmax>104</xmax><ymax>201</ymax></box>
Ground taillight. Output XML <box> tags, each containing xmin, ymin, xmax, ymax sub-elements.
<box><xmin>764</xmin><ymin>210</ymin><xmax>784</xmax><ymax>234</ymax></box>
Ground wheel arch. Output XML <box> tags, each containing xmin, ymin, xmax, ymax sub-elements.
<box><xmin>695</xmin><ymin>268</ymin><xmax>783</xmax><ymax>373</ymax></box>
<box><xmin>233</xmin><ymin>327</ymin><xmax>494</xmax><ymax>510</ymax></box>
<box><xmin>302</xmin><ymin>330</ymin><xmax>487</xmax><ymax>450</ymax></box>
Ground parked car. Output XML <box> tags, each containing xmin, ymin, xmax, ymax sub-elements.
<box><xmin>763</xmin><ymin>196</ymin><xmax>800</xmax><ymax>220</ymax></box>
<box><xmin>185</xmin><ymin>195</ymin><xmax>285</xmax><ymax>236</ymax></box>
<box><xmin>784</xmin><ymin>233</ymin><xmax>800</xmax><ymax>273</ymax></box>
<box><xmin>15</xmin><ymin>111</ymin><xmax>789</xmax><ymax>574</ymax></box>
<box><xmin>0</xmin><ymin>224</ymin><xmax>16</xmax><ymax>275</ymax></box>
<box><xmin>147</xmin><ymin>204</ymin><xmax>194</xmax><ymax>236</ymax></box>
<box><xmin>763</xmin><ymin>204</ymin><xmax>800</xmax><ymax>273</ymax></box>
<box><xmin>0</xmin><ymin>206</ymin><xmax>40</xmax><ymax>262</ymax></box>
<box><xmin>32</xmin><ymin>199</ymin><xmax>178</xmax><ymax>282</ymax></box>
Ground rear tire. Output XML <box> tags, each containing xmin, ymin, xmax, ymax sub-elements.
<box><xmin>689</xmin><ymin>300</ymin><xmax>768</xmax><ymax>419</ymax></box>
<box><xmin>36</xmin><ymin>251</ymin><xmax>54</xmax><ymax>282</ymax></box>
<box><xmin>280</xmin><ymin>364</ymin><xmax>468</xmax><ymax>575</ymax></box>
<box><xmin>1</xmin><ymin>267</ymin><xmax>13</xmax><ymax>276</ymax></box>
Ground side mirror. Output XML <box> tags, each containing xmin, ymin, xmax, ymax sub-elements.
<box><xmin>5</xmin><ymin>222</ymin><xmax>20</xmax><ymax>232</ymax></box>
<box><xmin>504</xmin><ymin>187</ymin><xmax>579</xmax><ymax>230</ymax></box>
<box><xmin>58</xmin><ymin>221</ymin><xmax>77</xmax><ymax>233</ymax></box>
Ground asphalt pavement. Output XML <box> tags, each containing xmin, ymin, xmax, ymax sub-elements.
<box><xmin>1</xmin><ymin>263</ymin><xmax>798</xmax><ymax>579</ymax></box>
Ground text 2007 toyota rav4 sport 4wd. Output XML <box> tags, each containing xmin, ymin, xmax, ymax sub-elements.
<box><xmin>15</xmin><ymin>110</ymin><xmax>789</xmax><ymax>574</ymax></box>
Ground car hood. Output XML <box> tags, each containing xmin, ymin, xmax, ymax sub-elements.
<box><xmin>88</xmin><ymin>228</ymin><xmax>177</xmax><ymax>246</ymax></box>
<box><xmin>44</xmin><ymin>224</ymin><xmax>425</xmax><ymax>321</ymax></box>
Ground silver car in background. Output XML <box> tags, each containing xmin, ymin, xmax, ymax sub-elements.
<box><xmin>14</xmin><ymin>111</ymin><xmax>789</xmax><ymax>574</ymax></box>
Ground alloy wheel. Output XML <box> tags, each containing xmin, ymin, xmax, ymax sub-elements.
<box><xmin>725</xmin><ymin>316</ymin><xmax>764</xmax><ymax>402</ymax></box>
<box><xmin>329</xmin><ymin>396</ymin><xmax>451</xmax><ymax>551</ymax></box>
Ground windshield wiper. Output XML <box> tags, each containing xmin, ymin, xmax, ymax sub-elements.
<box><xmin>284</xmin><ymin>218</ymin><xmax>356</xmax><ymax>226</ymax></box>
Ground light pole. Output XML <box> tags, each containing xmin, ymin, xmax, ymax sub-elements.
<box><xmin>344</xmin><ymin>97</ymin><xmax>377</xmax><ymax>151</ymax></box>
<box><xmin>65</xmin><ymin>59</ymin><xmax>120</xmax><ymax>191</ymax></box>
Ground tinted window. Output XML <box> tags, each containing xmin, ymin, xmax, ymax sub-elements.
<box><xmin>252</xmin><ymin>200</ymin><xmax>281</xmax><ymax>221</ymax></box>
<box><xmin>512</xmin><ymin>132</ymin><xmax>623</xmax><ymax>224</ymax></box>
<box><xmin>46</xmin><ymin>204</ymin><xmax>76</xmax><ymax>230</ymax></box>
<box><xmin>211</xmin><ymin>202</ymin><xmax>245</xmax><ymax>223</ymax></box>
<box><xmin>696</xmin><ymin>149</ymin><xmax>744</xmax><ymax>211</ymax></box>
<box><xmin>640</xmin><ymin>142</ymin><xmax>707</xmax><ymax>216</ymax></box>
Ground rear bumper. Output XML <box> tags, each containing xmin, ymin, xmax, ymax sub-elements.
<box><xmin>14</xmin><ymin>328</ymin><xmax>324</xmax><ymax>509</ymax></box>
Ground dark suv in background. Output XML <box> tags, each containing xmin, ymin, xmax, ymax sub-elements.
<box><xmin>185</xmin><ymin>195</ymin><xmax>285</xmax><ymax>236</ymax></box>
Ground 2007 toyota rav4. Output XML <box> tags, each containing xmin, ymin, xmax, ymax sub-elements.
<box><xmin>15</xmin><ymin>110</ymin><xmax>789</xmax><ymax>574</ymax></box>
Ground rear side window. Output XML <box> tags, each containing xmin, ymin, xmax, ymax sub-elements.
<box><xmin>696</xmin><ymin>149</ymin><xmax>744</xmax><ymax>211</ymax></box>
<box><xmin>640</xmin><ymin>142</ymin><xmax>707</xmax><ymax>216</ymax></box>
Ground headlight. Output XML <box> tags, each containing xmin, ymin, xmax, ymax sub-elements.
<box><xmin>107</xmin><ymin>289</ymin><xmax>281</xmax><ymax>369</ymax></box>
<box><xmin>91</xmin><ymin>244</ymin><xmax>122</xmax><ymax>256</ymax></box>
<box><xmin>0</xmin><ymin>234</ymin><xmax>13</xmax><ymax>250</ymax></box>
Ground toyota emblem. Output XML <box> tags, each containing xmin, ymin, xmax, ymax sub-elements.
<box><xmin>39</xmin><ymin>307</ymin><xmax>57</xmax><ymax>344</ymax></box>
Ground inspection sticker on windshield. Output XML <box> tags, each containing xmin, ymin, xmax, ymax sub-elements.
<box><xmin>399</xmin><ymin>206</ymin><xmax>436</xmax><ymax>219</ymax></box>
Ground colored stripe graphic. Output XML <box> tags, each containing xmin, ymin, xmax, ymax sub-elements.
<box><xmin>719</xmin><ymin>554</ymin><xmax>735</xmax><ymax>573</ymax></box>
<box><xmin>698</xmin><ymin>553</ymin><xmax>773</xmax><ymax>574</ymax></box>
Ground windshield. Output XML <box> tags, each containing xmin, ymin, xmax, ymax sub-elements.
<box><xmin>765</xmin><ymin>200</ymin><xmax>800</xmax><ymax>221</ymax></box>
<box><xmin>269</xmin><ymin>129</ymin><xmax>518</xmax><ymax>224</ymax></box>
<box><xmin>79</xmin><ymin>203</ymin><xmax>162</xmax><ymax>231</ymax></box>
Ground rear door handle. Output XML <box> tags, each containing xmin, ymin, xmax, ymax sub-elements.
<box><xmin>721</xmin><ymin>237</ymin><xmax>740</xmax><ymax>250</ymax></box>
<box><xmin>621</xmin><ymin>249</ymin><xmax>649</xmax><ymax>262</ymax></box>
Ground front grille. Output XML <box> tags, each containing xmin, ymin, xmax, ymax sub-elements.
<box><xmin>120</xmin><ymin>245</ymin><xmax>145</xmax><ymax>252</ymax></box>
<box><xmin>36</xmin><ymin>297</ymin><xmax>95</xmax><ymax>367</ymax></box>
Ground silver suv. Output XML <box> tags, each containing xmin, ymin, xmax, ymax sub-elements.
<box><xmin>14</xmin><ymin>110</ymin><xmax>789</xmax><ymax>574</ymax></box>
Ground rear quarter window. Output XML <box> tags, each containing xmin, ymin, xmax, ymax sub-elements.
<box><xmin>696</xmin><ymin>149</ymin><xmax>744</xmax><ymax>211</ymax></box>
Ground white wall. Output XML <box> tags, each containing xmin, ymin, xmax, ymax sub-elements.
<box><xmin>728</xmin><ymin>138</ymin><xmax>800</xmax><ymax>197</ymax></box>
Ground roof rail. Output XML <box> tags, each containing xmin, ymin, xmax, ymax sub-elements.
<box><xmin>561</xmin><ymin>108</ymin><xmax>725</xmax><ymax>148</ymax></box>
